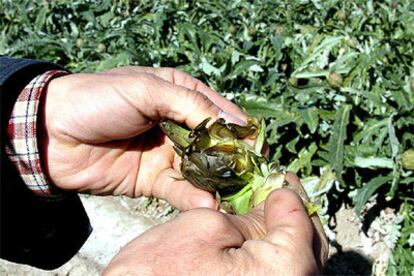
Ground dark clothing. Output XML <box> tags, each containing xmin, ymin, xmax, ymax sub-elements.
<box><xmin>0</xmin><ymin>57</ymin><xmax>91</xmax><ymax>270</ymax></box>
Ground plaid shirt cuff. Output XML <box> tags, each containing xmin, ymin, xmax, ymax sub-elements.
<box><xmin>5</xmin><ymin>70</ymin><xmax>68</xmax><ymax>198</ymax></box>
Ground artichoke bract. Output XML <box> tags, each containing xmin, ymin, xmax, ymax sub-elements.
<box><xmin>159</xmin><ymin>117</ymin><xmax>288</xmax><ymax>214</ymax></box>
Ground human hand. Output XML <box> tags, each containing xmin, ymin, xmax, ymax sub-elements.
<box><xmin>103</xmin><ymin>173</ymin><xmax>329</xmax><ymax>275</ymax></box>
<box><xmin>41</xmin><ymin>67</ymin><xmax>246</xmax><ymax>210</ymax></box>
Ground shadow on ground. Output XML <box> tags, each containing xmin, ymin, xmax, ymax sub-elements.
<box><xmin>323</xmin><ymin>250</ymin><xmax>372</xmax><ymax>276</ymax></box>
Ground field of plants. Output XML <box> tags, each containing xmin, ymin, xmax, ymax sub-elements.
<box><xmin>1</xmin><ymin>0</ymin><xmax>413</xmax><ymax>274</ymax></box>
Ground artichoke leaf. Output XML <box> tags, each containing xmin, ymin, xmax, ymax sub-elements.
<box><xmin>254</xmin><ymin>119</ymin><xmax>266</xmax><ymax>156</ymax></box>
<box><xmin>159</xmin><ymin>120</ymin><xmax>193</xmax><ymax>151</ymax></box>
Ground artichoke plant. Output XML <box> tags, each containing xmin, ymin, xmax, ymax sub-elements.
<box><xmin>160</xmin><ymin>117</ymin><xmax>291</xmax><ymax>215</ymax></box>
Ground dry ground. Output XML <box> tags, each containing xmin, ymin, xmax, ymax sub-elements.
<box><xmin>0</xmin><ymin>194</ymin><xmax>395</xmax><ymax>275</ymax></box>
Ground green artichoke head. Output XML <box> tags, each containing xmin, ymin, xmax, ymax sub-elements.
<box><xmin>160</xmin><ymin>118</ymin><xmax>262</xmax><ymax>196</ymax></box>
<box><xmin>160</xmin><ymin>117</ymin><xmax>288</xmax><ymax>214</ymax></box>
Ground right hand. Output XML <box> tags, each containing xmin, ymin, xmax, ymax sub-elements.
<box><xmin>104</xmin><ymin>173</ymin><xmax>328</xmax><ymax>275</ymax></box>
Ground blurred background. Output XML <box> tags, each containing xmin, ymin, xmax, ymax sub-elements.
<box><xmin>1</xmin><ymin>0</ymin><xmax>413</xmax><ymax>275</ymax></box>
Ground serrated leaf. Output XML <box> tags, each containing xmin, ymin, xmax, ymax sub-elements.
<box><xmin>200</xmin><ymin>58</ymin><xmax>222</xmax><ymax>76</ymax></box>
<box><xmin>238</xmin><ymin>96</ymin><xmax>283</xmax><ymax>118</ymax></box>
<box><xmin>387</xmin><ymin>115</ymin><xmax>401</xmax><ymax>197</ymax></box>
<box><xmin>254</xmin><ymin>119</ymin><xmax>266</xmax><ymax>155</ymax></box>
<box><xmin>388</xmin><ymin>116</ymin><xmax>400</xmax><ymax>159</ymax></box>
<box><xmin>353</xmin><ymin>174</ymin><xmax>393</xmax><ymax>216</ymax></box>
<box><xmin>299</xmin><ymin>107</ymin><xmax>319</xmax><ymax>133</ymax></box>
<box><xmin>328</xmin><ymin>105</ymin><xmax>351</xmax><ymax>182</ymax></box>
<box><xmin>231</xmin><ymin>50</ymin><xmax>240</xmax><ymax>65</ymax></box>
<box><xmin>353</xmin><ymin>156</ymin><xmax>394</xmax><ymax>169</ymax></box>
<box><xmin>268</xmin><ymin>112</ymin><xmax>300</xmax><ymax>128</ymax></box>
<box><xmin>249</xmin><ymin>64</ymin><xmax>263</xmax><ymax>72</ymax></box>
<box><xmin>353</xmin><ymin>118</ymin><xmax>388</xmax><ymax>143</ymax></box>
<box><xmin>287</xmin><ymin>142</ymin><xmax>318</xmax><ymax>173</ymax></box>
<box><xmin>286</xmin><ymin>136</ymin><xmax>300</xmax><ymax>154</ymax></box>
<box><xmin>228</xmin><ymin>60</ymin><xmax>260</xmax><ymax>78</ymax></box>
<box><xmin>292</xmin><ymin>36</ymin><xmax>343</xmax><ymax>76</ymax></box>
<box><xmin>34</xmin><ymin>8</ymin><xmax>48</xmax><ymax>33</ymax></box>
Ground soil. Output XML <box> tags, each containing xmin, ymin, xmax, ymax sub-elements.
<box><xmin>0</xmin><ymin>195</ymin><xmax>395</xmax><ymax>275</ymax></box>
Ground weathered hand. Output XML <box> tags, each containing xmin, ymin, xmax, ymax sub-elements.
<box><xmin>103</xmin><ymin>174</ymin><xmax>328</xmax><ymax>275</ymax></box>
<box><xmin>41</xmin><ymin>67</ymin><xmax>246</xmax><ymax>210</ymax></box>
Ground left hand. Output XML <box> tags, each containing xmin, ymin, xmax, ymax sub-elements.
<box><xmin>41</xmin><ymin>66</ymin><xmax>246</xmax><ymax>210</ymax></box>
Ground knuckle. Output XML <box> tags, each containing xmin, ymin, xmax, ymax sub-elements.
<box><xmin>244</xmin><ymin>240</ymin><xmax>279</xmax><ymax>260</ymax></box>
<box><xmin>168</xmin><ymin>67</ymin><xmax>183</xmax><ymax>77</ymax></box>
<box><xmin>163</xmin><ymin>67</ymin><xmax>185</xmax><ymax>84</ymax></box>
<box><xmin>189</xmin><ymin>92</ymin><xmax>217</xmax><ymax>113</ymax></box>
<box><xmin>267</xmin><ymin>226</ymin><xmax>298</xmax><ymax>246</ymax></box>
<box><xmin>170</xmin><ymin>68</ymin><xmax>205</xmax><ymax>91</ymax></box>
<box><xmin>239</xmin><ymin>240</ymin><xmax>280</xmax><ymax>273</ymax></box>
<box><xmin>162</xmin><ymin>67</ymin><xmax>176</xmax><ymax>78</ymax></box>
<box><xmin>138</xmin><ymin>72</ymin><xmax>160</xmax><ymax>85</ymax></box>
<box><xmin>182</xmin><ymin>209</ymin><xmax>231</xmax><ymax>236</ymax></box>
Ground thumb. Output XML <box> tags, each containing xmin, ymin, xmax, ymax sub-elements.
<box><xmin>224</xmin><ymin>188</ymin><xmax>314</xmax><ymax>243</ymax></box>
<box><xmin>227</xmin><ymin>188</ymin><xmax>319</xmax><ymax>275</ymax></box>
<box><xmin>264</xmin><ymin>188</ymin><xmax>314</xmax><ymax>249</ymax></box>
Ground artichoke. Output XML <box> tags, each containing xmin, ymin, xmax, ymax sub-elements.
<box><xmin>159</xmin><ymin>117</ymin><xmax>288</xmax><ymax>214</ymax></box>
<box><xmin>401</xmin><ymin>149</ymin><xmax>414</xmax><ymax>170</ymax></box>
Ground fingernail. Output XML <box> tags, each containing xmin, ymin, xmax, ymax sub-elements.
<box><xmin>219</xmin><ymin>110</ymin><xmax>247</xmax><ymax>126</ymax></box>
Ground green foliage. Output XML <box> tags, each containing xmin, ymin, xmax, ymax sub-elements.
<box><xmin>386</xmin><ymin>201</ymin><xmax>414</xmax><ymax>275</ymax></box>
<box><xmin>1</xmin><ymin>0</ymin><xmax>413</xmax><ymax>273</ymax></box>
<box><xmin>353</xmin><ymin>174</ymin><xmax>393</xmax><ymax>216</ymax></box>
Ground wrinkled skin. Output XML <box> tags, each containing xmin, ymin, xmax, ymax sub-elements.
<box><xmin>104</xmin><ymin>174</ymin><xmax>329</xmax><ymax>275</ymax></box>
<box><xmin>42</xmin><ymin>66</ymin><xmax>246</xmax><ymax>210</ymax></box>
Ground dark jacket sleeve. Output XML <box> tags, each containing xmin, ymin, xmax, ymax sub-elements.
<box><xmin>0</xmin><ymin>57</ymin><xmax>91</xmax><ymax>270</ymax></box>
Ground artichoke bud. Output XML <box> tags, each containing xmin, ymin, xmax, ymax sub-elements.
<box><xmin>161</xmin><ymin>117</ymin><xmax>258</xmax><ymax>186</ymax></box>
<box><xmin>160</xmin><ymin>117</ymin><xmax>294</xmax><ymax>214</ymax></box>
<box><xmin>401</xmin><ymin>149</ymin><xmax>414</xmax><ymax>170</ymax></box>
<box><xmin>181</xmin><ymin>152</ymin><xmax>249</xmax><ymax>196</ymax></box>
<box><xmin>328</xmin><ymin>72</ymin><xmax>343</xmax><ymax>88</ymax></box>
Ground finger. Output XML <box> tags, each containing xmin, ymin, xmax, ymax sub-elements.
<box><xmin>51</xmin><ymin>73</ymin><xmax>234</xmax><ymax>142</ymax></box>
<box><xmin>153</xmin><ymin>68</ymin><xmax>247</xmax><ymax>123</ymax></box>
<box><xmin>264</xmin><ymin>188</ymin><xmax>314</xmax><ymax>249</ymax></box>
<box><xmin>151</xmin><ymin>168</ymin><xmax>218</xmax><ymax>211</ymax></box>
<box><xmin>285</xmin><ymin>172</ymin><xmax>329</xmax><ymax>267</ymax></box>
<box><xmin>224</xmin><ymin>189</ymin><xmax>317</xmax><ymax>274</ymax></box>
<box><xmin>107</xmin><ymin>66</ymin><xmax>247</xmax><ymax>125</ymax></box>
<box><xmin>59</xmin><ymin>68</ymin><xmax>246</xmax><ymax>143</ymax></box>
<box><xmin>155</xmin><ymin>81</ymin><xmax>223</xmax><ymax>128</ymax></box>
<box><xmin>129</xmin><ymin>74</ymin><xmax>227</xmax><ymax>129</ymax></box>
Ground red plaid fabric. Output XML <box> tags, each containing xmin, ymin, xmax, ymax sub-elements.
<box><xmin>5</xmin><ymin>70</ymin><xmax>68</xmax><ymax>198</ymax></box>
